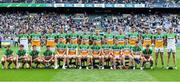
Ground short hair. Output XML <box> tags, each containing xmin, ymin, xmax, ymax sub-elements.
<box><xmin>6</xmin><ymin>45</ymin><xmax>11</xmax><ymax>48</ymax></box>
<box><xmin>19</xmin><ymin>44</ymin><xmax>24</xmax><ymax>47</ymax></box>
<box><xmin>46</xmin><ymin>46</ymin><xmax>50</xmax><ymax>48</ymax></box>
<box><xmin>146</xmin><ymin>44</ymin><xmax>150</xmax><ymax>47</ymax></box>
<box><xmin>32</xmin><ymin>45</ymin><xmax>36</xmax><ymax>47</ymax></box>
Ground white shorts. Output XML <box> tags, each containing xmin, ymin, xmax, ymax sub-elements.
<box><xmin>20</xmin><ymin>39</ymin><xmax>29</xmax><ymax>52</ymax></box>
<box><xmin>167</xmin><ymin>46</ymin><xmax>176</xmax><ymax>52</ymax></box>
<box><xmin>155</xmin><ymin>48</ymin><xmax>164</xmax><ymax>53</ymax></box>
<box><xmin>50</xmin><ymin>47</ymin><xmax>55</xmax><ymax>52</ymax></box>
<box><xmin>67</xmin><ymin>55</ymin><xmax>77</xmax><ymax>58</ymax></box>
<box><xmin>114</xmin><ymin>56</ymin><xmax>121</xmax><ymax>59</ymax></box>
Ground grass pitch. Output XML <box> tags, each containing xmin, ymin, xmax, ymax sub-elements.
<box><xmin>0</xmin><ymin>46</ymin><xmax>180</xmax><ymax>81</ymax></box>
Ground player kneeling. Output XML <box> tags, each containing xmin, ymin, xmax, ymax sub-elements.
<box><xmin>101</xmin><ymin>43</ymin><xmax>113</xmax><ymax>69</ymax></box>
<box><xmin>91</xmin><ymin>43</ymin><xmax>102</xmax><ymax>69</ymax></box>
<box><xmin>141</xmin><ymin>45</ymin><xmax>153</xmax><ymax>70</ymax></box>
<box><xmin>54</xmin><ymin>43</ymin><xmax>67</xmax><ymax>69</ymax></box>
<box><xmin>16</xmin><ymin>45</ymin><xmax>31</xmax><ymax>69</ymax></box>
<box><xmin>29</xmin><ymin>45</ymin><xmax>41</xmax><ymax>68</ymax></box>
<box><xmin>78</xmin><ymin>41</ymin><xmax>91</xmax><ymax>69</ymax></box>
<box><xmin>112</xmin><ymin>42</ymin><xmax>123</xmax><ymax>69</ymax></box>
<box><xmin>132</xmin><ymin>41</ymin><xmax>143</xmax><ymax>68</ymax></box>
<box><xmin>42</xmin><ymin>46</ymin><xmax>55</xmax><ymax>68</ymax></box>
<box><xmin>67</xmin><ymin>43</ymin><xmax>78</xmax><ymax>68</ymax></box>
<box><xmin>1</xmin><ymin>45</ymin><xmax>16</xmax><ymax>69</ymax></box>
<box><xmin>121</xmin><ymin>45</ymin><xmax>135</xmax><ymax>69</ymax></box>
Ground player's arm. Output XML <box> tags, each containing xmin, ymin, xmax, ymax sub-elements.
<box><xmin>48</xmin><ymin>53</ymin><xmax>54</xmax><ymax>62</ymax></box>
<box><xmin>163</xmin><ymin>34</ymin><xmax>167</xmax><ymax>46</ymax></box>
<box><xmin>175</xmin><ymin>34</ymin><xmax>178</xmax><ymax>43</ymax></box>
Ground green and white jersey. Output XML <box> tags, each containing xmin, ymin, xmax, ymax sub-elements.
<box><xmin>68</xmin><ymin>33</ymin><xmax>79</xmax><ymax>39</ymax></box>
<box><xmin>80</xmin><ymin>34</ymin><xmax>90</xmax><ymax>40</ymax></box>
<box><xmin>79</xmin><ymin>44</ymin><xmax>89</xmax><ymax>50</ymax></box>
<box><xmin>166</xmin><ymin>33</ymin><xmax>176</xmax><ymax>46</ymax></box>
<box><xmin>102</xmin><ymin>44</ymin><xmax>112</xmax><ymax>50</ymax></box>
<box><xmin>56</xmin><ymin>43</ymin><xmax>67</xmax><ymax>49</ymax></box>
<box><xmin>91</xmin><ymin>34</ymin><xmax>103</xmax><ymax>41</ymax></box>
<box><xmin>45</xmin><ymin>34</ymin><xmax>56</xmax><ymax>40</ymax></box>
<box><xmin>104</xmin><ymin>33</ymin><xmax>114</xmax><ymax>39</ymax></box>
<box><xmin>112</xmin><ymin>45</ymin><xmax>123</xmax><ymax>51</ymax></box>
<box><xmin>30</xmin><ymin>33</ymin><xmax>41</xmax><ymax>40</ymax></box>
<box><xmin>18</xmin><ymin>34</ymin><xmax>29</xmax><ymax>40</ymax></box>
<box><xmin>68</xmin><ymin>44</ymin><xmax>78</xmax><ymax>50</ymax></box>
<box><xmin>56</xmin><ymin>33</ymin><xmax>67</xmax><ymax>39</ymax></box>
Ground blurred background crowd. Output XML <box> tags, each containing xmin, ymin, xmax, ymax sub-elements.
<box><xmin>0</xmin><ymin>12</ymin><xmax>179</xmax><ymax>41</ymax></box>
<box><xmin>0</xmin><ymin>0</ymin><xmax>179</xmax><ymax>4</ymax></box>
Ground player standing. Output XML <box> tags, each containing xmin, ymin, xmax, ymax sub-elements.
<box><xmin>56</xmin><ymin>27</ymin><xmax>67</xmax><ymax>44</ymax></box>
<box><xmin>30</xmin><ymin>29</ymin><xmax>41</xmax><ymax>51</ymax></box>
<box><xmin>166</xmin><ymin>27</ymin><xmax>177</xmax><ymax>69</ymax></box>
<box><xmin>154</xmin><ymin>26</ymin><xmax>166</xmax><ymax>68</ymax></box>
<box><xmin>115</xmin><ymin>28</ymin><xmax>126</xmax><ymax>46</ymax></box>
<box><xmin>104</xmin><ymin>28</ymin><xmax>114</xmax><ymax>45</ymax></box>
<box><xmin>141</xmin><ymin>27</ymin><xmax>153</xmax><ymax>48</ymax></box>
<box><xmin>68</xmin><ymin>28</ymin><xmax>79</xmax><ymax>44</ymax></box>
<box><xmin>91</xmin><ymin>29</ymin><xmax>103</xmax><ymax>46</ymax></box>
<box><xmin>45</xmin><ymin>29</ymin><xmax>56</xmax><ymax>52</ymax></box>
<box><xmin>18</xmin><ymin>30</ymin><xmax>29</xmax><ymax>52</ymax></box>
<box><xmin>127</xmin><ymin>26</ymin><xmax>139</xmax><ymax>46</ymax></box>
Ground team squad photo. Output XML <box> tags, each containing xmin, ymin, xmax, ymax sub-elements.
<box><xmin>1</xmin><ymin>26</ymin><xmax>177</xmax><ymax>70</ymax></box>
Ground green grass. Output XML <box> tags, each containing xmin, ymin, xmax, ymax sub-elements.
<box><xmin>0</xmin><ymin>46</ymin><xmax>180</xmax><ymax>81</ymax></box>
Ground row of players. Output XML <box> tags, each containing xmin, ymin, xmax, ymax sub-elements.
<box><xmin>1</xmin><ymin>42</ymin><xmax>153</xmax><ymax>70</ymax></box>
<box><xmin>1</xmin><ymin>26</ymin><xmax>177</xmax><ymax>70</ymax></box>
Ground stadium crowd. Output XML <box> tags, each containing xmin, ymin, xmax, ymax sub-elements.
<box><xmin>0</xmin><ymin>0</ymin><xmax>179</xmax><ymax>4</ymax></box>
<box><xmin>0</xmin><ymin>12</ymin><xmax>180</xmax><ymax>40</ymax></box>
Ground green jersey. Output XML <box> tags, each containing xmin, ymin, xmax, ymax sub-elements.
<box><xmin>43</xmin><ymin>50</ymin><xmax>53</xmax><ymax>56</ymax></box>
<box><xmin>91</xmin><ymin>34</ymin><xmax>103</xmax><ymax>41</ymax></box>
<box><xmin>68</xmin><ymin>33</ymin><xmax>79</xmax><ymax>39</ymax></box>
<box><xmin>68</xmin><ymin>44</ymin><xmax>78</xmax><ymax>50</ymax></box>
<box><xmin>18</xmin><ymin>34</ymin><xmax>29</xmax><ymax>40</ymax></box>
<box><xmin>142</xmin><ymin>49</ymin><xmax>153</xmax><ymax>56</ymax></box>
<box><xmin>4</xmin><ymin>49</ymin><xmax>13</xmax><ymax>56</ymax></box>
<box><xmin>153</xmin><ymin>34</ymin><xmax>165</xmax><ymax>40</ymax></box>
<box><xmin>45</xmin><ymin>34</ymin><xmax>56</xmax><ymax>40</ymax></box>
<box><xmin>128</xmin><ymin>32</ymin><xmax>139</xmax><ymax>39</ymax></box>
<box><xmin>102</xmin><ymin>44</ymin><xmax>111</xmax><ymax>50</ymax></box>
<box><xmin>91</xmin><ymin>45</ymin><xmax>101</xmax><ymax>51</ymax></box>
<box><xmin>123</xmin><ymin>45</ymin><xmax>132</xmax><ymax>50</ymax></box>
<box><xmin>166</xmin><ymin>33</ymin><xmax>176</xmax><ymax>39</ymax></box>
<box><xmin>112</xmin><ymin>45</ymin><xmax>123</xmax><ymax>50</ymax></box>
<box><xmin>142</xmin><ymin>34</ymin><xmax>153</xmax><ymax>40</ymax></box>
<box><xmin>79</xmin><ymin>45</ymin><xmax>89</xmax><ymax>50</ymax></box>
<box><xmin>115</xmin><ymin>34</ymin><xmax>126</xmax><ymax>41</ymax></box>
<box><xmin>17</xmin><ymin>50</ymin><xmax>26</xmax><ymax>56</ymax></box>
<box><xmin>29</xmin><ymin>50</ymin><xmax>39</xmax><ymax>57</ymax></box>
<box><xmin>30</xmin><ymin>33</ymin><xmax>41</xmax><ymax>40</ymax></box>
<box><xmin>56</xmin><ymin>43</ymin><xmax>67</xmax><ymax>49</ymax></box>
<box><xmin>56</xmin><ymin>33</ymin><xmax>67</xmax><ymax>39</ymax></box>
<box><xmin>80</xmin><ymin>34</ymin><xmax>90</xmax><ymax>40</ymax></box>
<box><xmin>104</xmin><ymin>33</ymin><xmax>114</xmax><ymax>39</ymax></box>
<box><xmin>132</xmin><ymin>46</ymin><xmax>142</xmax><ymax>52</ymax></box>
